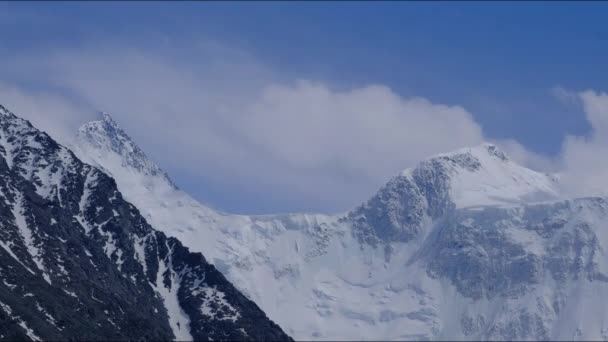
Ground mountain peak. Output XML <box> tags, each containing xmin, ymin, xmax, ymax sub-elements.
<box><xmin>0</xmin><ymin>104</ymin><xmax>11</xmax><ymax>116</ymax></box>
<box><xmin>430</xmin><ymin>142</ymin><xmax>509</xmax><ymax>165</ymax></box>
<box><xmin>483</xmin><ymin>142</ymin><xmax>508</xmax><ymax>159</ymax></box>
<box><xmin>395</xmin><ymin>142</ymin><xmax>559</xmax><ymax>210</ymax></box>
<box><xmin>100</xmin><ymin>111</ymin><xmax>117</xmax><ymax>125</ymax></box>
<box><xmin>0</xmin><ymin>104</ymin><xmax>19</xmax><ymax>119</ymax></box>
<box><xmin>352</xmin><ymin>142</ymin><xmax>560</xmax><ymax>244</ymax></box>
<box><xmin>84</xmin><ymin>111</ymin><xmax>122</xmax><ymax>137</ymax></box>
<box><xmin>470</xmin><ymin>142</ymin><xmax>509</xmax><ymax>161</ymax></box>
<box><xmin>76</xmin><ymin>113</ymin><xmax>175</xmax><ymax>187</ymax></box>
<box><xmin>78</xmin><ymin>112</ymin><xmax>129</xmax><ymax>151</ymax></box>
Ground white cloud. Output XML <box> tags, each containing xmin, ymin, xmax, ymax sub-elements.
<box><xmin>5</xmin><ymin>44</ymin><xmax>608</xmax><ymax>212</ymax></box>
<box><xmin>0</xmin><ymin>42</ymin><xmax>521</xmax><ymax>213</ymax></box>
<box><xmin>558</xmin><ymin>90</ymin><xmax>608</xmax><ymax>197</ymax></box>
<box><xmin>240</xmin><ymin>80</ymin><xmax>483</xmax><ymax>180</ymax></box>
<box><xmin>0</xmin><ymin>83</ymin><xmax>95</xmax><ymax>143</ymax></box>
<box><xmin>550</xmin><ymin>86</ymin><xmax>581</xmax><ymax>106</ymax></box>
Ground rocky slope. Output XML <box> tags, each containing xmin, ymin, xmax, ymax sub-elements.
<box><xmin>74</xmin><ymin>112</ymin><xmax>608</xmax><ymax>341</ymax></box>
<box><xmin>0</xmin><ymin>105</ymin><xmax>291</xmax><ymax>341</ymax></box>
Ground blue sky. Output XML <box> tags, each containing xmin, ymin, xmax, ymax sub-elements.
<box><xmin>1</xmin><ymin>2</ymin><xmax>608</xmax><ymax>213</ymax></box>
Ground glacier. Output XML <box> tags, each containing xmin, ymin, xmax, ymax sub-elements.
<box><xmin>73</xmin><ymin>112</ymin><xmax>608</xmax><ymax>341</ymax></box>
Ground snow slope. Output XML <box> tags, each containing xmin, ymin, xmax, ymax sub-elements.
<box><xmin>73</xmin><ymin>113</ymin><xmax>608</xmax><ymax>341</ymax></box>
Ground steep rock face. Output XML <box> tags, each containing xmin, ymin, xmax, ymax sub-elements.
<box><xmin>426</xmin><ymin>202</ymin><xmax>600</xmax><ymax>300</ymax></box>
<box><xmin>349</xmin><ymin>175</ymin><xmax>428</xmax><ymax>245</ymax></box>
<box><xmin>0</xmin><ymin>105</ymin><xmax>291</xmax><ymax>341</ymax></box>
<box><xmin>74</xmin><ymin>113</ymin><xmax>608</xmax><ymax>341</ymax></box>
<box><xmin>422</xmin><ymin>198</ymin><xmax>608</xmax><ymax>341</ymax></box>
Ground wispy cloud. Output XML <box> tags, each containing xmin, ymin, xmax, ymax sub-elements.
<box><xmin>2</xmin><ymin>6</ymin><xmax>607</xmax><ymax>213</ymax></box>
<box><xmin>0</xmin><ymin>83</ymin><xmax>95</xmax><ymax>142</ymax></box>
<box><xmin>13</xmin><ymin>44</ymin><xmax>608</xmax><ymax>212</ymax></box>
<box><xmin>550</xmin><ymin>86</ymin><xmax>581</xmax><ymax>106</ymax></box>
<box><xmin>558</xmin><ymin>90</ymin><xmax>608</xmax><ymax>197</ymax></box>
<box><xmin>0</xmin><ymin>41</ymin><xmax>561</xmax><ymax>213</ymax></box>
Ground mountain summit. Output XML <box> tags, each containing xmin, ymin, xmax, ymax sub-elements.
<box><xmin>76</xmin><ymin>113</ymin><xmax>175</xmax><ymax>188</ymax></box>
<box><xmin>349</xmin><ymin>143</ymin><xmax>560</xmax><ymax>244</ymax></box>
<box><xmin>411</xmin><ymin>143</ymin><xmax>559</xmax><ymax>208</ymax></box>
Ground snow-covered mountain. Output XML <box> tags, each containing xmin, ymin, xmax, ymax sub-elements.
<box><xmin>70</xmin><ymin>113</ymin><xmax>608</xmax><ymax>340</ymax></box>
<box><xmin>0</xmin><ymin>105</ymin><xmax>291</xmax><ymax>341</ymax></box>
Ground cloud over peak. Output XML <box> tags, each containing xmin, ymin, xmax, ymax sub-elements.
<box><xmin>3</xmin><ymin>41</ymin><xmax>608</xmax><ymax>213</ymax></box>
